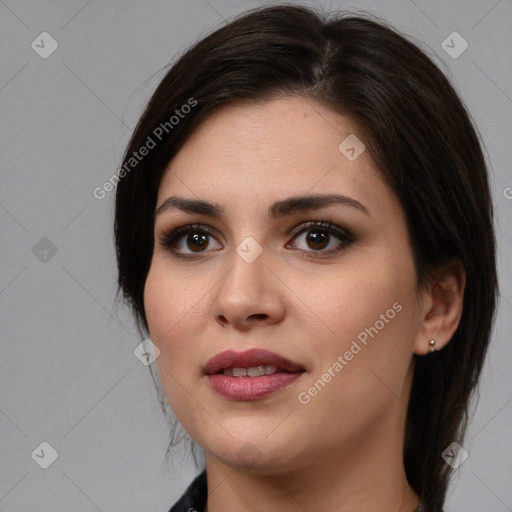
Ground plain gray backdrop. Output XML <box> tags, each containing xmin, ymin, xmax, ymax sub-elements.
<box><xmin>1</xmin><ymin>0</ymin><xmax>511</xmax><ymax>511</ymax></box>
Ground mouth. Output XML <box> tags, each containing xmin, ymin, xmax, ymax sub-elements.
<box><xmin>219</xmin><ymin>365</ymin><xmax>282</xmax><ymax>377</ymax></box>
<box><xmin>204</xmin><ymin>348</ymin><xmax>305</xmax><ymax>375</ymax></box>
<box><xmin>204</xmin><ymin>348</ymin><xmax>306</xmax><ymax>401</ymax></box>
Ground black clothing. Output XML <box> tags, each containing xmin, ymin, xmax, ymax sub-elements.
<box><xmin>168</xmin><ymin>471</ymin><xmax>207</xmax><ymax>512</ymax></box>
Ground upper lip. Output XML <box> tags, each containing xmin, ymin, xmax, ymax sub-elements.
<box><xmin>203</xmin><ymin>348</ymin><xmax>305</xmax><ymax>375</ymax></box>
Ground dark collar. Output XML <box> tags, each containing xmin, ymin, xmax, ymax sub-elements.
<box><xmin>168</xmin><ymin>470</ymin><xmax>207</xmax><ymax>512</ymax></box>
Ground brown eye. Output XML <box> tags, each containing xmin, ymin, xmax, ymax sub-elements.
<box><xmin>158</xmin><ymin>224</ymin><xmax>222</xmax><ymax>255</ymax></box>
<box><xmin>305</xmin><ymin>230</ymin><xmax>329</xmax><ymax>250</ymax></box>
<box><xmin>186</xmin><ymin>232</ymin><xmax>209</xmax><ymax>252</ymax></box>
<box><xmin>289</xmin><ymin>221</ymin><xmax>354</xmax><ymax>256</ymax></box>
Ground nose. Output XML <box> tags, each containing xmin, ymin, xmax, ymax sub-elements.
<box><xmin>210</xmin><ymin>245</ymin><xmax>286</xmax><ymax>331</ymax></box>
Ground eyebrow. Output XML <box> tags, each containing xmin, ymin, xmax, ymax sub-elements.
<box><xmin>156</xmin><ymin>193</ymin><xmax>370</xmax><ymax>218</ymax></box>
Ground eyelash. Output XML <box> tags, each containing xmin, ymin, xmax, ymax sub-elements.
<box><xmin>157</xmin><ymin>221</ymin><xmax>355</xmax><ymax>260</ymax></box>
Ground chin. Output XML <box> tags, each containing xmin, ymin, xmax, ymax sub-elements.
<box><xmin>201</xmin><ymin>429</ymin><xmax>303</xmax><ymax>474</ymax></box>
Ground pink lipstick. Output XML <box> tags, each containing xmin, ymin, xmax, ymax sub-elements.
<box><xmin>204</xmin><ymin>348</ymin><xmax>305</xmax><ymax>401</ymax></box>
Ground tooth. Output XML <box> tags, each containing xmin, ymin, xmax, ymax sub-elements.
<box><xmin>225</xmin><ymin>365</ymin><xmax>280</xmax><ymax>377</ymax></box>
<box><xmin>247</xmin><ymin>366</ymin><xmax>265</xmax><ymax>377</ymax></box>
<box><xmin>264</xmin><ymin>365</ymin><xmax>278</xmax><ymax>375</ymax></box>
<box><xmin>232</xmin><ymin>367</ymin><xmax>248</xmax><ymax>377</ymax></box>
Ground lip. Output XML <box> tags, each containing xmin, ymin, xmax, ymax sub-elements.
<box><xmin>204</xmin><ymin>348</ymin><xmax>305</xmax><ymax>401</ymax></box>
<box><xmin>203</xmin><ymin>348</ymin><xmax>304</xmax><ymax>375</ymax></box>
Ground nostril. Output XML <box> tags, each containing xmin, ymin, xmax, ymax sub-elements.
<box><xmin>249</xmin><ymin>314</ymin><xmax>267</xmax><ymax>320</ymax></box>
<box><xmin>216</xmin><ymin>314</ymin><xmax>229</xmax><ymax>326</ymax></box>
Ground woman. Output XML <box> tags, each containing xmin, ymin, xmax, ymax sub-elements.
<box><xmin>114</xmin><ymin>5</ymin><xmax>498</xmax><ymax>512</ymax></box>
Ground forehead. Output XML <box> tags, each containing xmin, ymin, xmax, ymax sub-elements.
<box><xmin>157</xmin><ymin>97</ymin><xmax>395</xmax><ymax>219</ymax></box>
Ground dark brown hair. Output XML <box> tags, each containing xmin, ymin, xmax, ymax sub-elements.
<box><xmin>114</xmin><ymin>5</ymin><xmax>498</xmax><ymax>511</ymax></box>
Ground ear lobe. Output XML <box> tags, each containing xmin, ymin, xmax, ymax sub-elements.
<box><xmin>413</xmin><ymin>260</ymin><xmax>466</xmax><ymax>356</ymax></box>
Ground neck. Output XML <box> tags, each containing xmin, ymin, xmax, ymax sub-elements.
<box><xmin>204</xmin><ymin>413</ymin><xmax>420</xmax><ymax>512</ymax></box>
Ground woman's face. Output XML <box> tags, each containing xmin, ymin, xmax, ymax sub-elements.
<box><xmin>145</xmin><ymin>97</ymin><xmax>424</xmax><ymax>472</ymax></box>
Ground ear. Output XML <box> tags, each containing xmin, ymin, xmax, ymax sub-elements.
<box><xmin>413</xmin><ymin>259</ymin><xmax>466</xmax><ymax>356</ymax></box>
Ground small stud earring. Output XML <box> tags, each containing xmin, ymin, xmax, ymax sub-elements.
<box><xmin>428</xmin><ymin>339</ymin><xmax>436</xmax><ymax>353</ymax></box>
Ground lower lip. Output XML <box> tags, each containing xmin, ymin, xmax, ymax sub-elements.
<box><xmin>207</xmin><ymin>372</ymin><xmax>304</xmax><ymax>401</ymax></box>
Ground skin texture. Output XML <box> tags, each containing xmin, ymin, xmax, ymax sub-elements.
<box><xmin>144</xmin><ymin>97</ymin><xmax>465</xmax><ymax>512</ymax></box>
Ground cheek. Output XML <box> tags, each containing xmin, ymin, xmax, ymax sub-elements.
<box><xmin>292</xmin><ymin>273</ymin><xmax>417</xmax><ymax>441</ymax></box>
<box><xmin>301</xmin><ymin>254</ymin><xmax>418</xmax><ymax>385</ymax></box>
<box><xmin>144</xmin><ymin>262</ymin><xmax>203</xmax><ymax>368</ymax></box>
<box><xmin>144</xmin><ymin>266</ymin><xmax>171</xmax><ymax>343</ymax></box>
<box><xmin>145</xmin><ymin>259</ymin><xmax>202</xmax><ymax>333</ymax></box>
<box><xmin>143</xmin><ymin>262</ymin><xmax>205</xmax><ymax>417</ymax></box>
<box><xmin>305</xmin><ymin>257</ymin><xmax>414</xmax><ymax>341</ymax></box>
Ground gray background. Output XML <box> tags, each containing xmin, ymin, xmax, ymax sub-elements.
<box><xmin>1</xmin><ymin>0</ymin><xmax>511</xmax><ymax>511</ymax></box>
